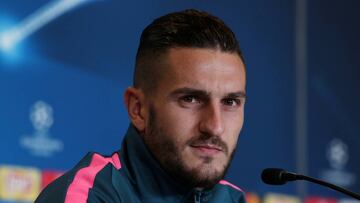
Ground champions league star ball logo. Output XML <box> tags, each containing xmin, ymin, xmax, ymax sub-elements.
<box><xmin>327</xmin><ymin>139</ymin><xmax>348</xmax><ymax>170</ymax></box>
<box><xmin>30</xmin><ymin>100</ymin><xmax>54</xmax><ymax>134</ymax></box>
<box><xmin>320</xmin><ymin>138</ymin><xmax>356</xmax><ymax>187</ymax></box>
<box><xmin>20</xmin><ymin>101</ymin><xmax>63</xmax><ymax>157</ymax></box>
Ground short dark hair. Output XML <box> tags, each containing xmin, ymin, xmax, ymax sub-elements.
<box><xmin>134</xmin><ymin>9</ymin><xmax>245</xmax><ymax>94</ymax></box>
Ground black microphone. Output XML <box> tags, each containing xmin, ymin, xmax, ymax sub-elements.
<box><xmin>261</xmin><ymin>168</ymin><xmax>360</xmax><ymax>200</ymax></box>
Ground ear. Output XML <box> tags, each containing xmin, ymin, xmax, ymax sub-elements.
<box><xmin>124</xmin><ymin>87</ymin><xmax>147</xmax><ymax>133</ymax></box>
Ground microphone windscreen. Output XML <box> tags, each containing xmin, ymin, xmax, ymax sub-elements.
<box><xmin>261</xmin><ymin>168</ymin><xmax>287</xmax><ymax>185</ymax></box>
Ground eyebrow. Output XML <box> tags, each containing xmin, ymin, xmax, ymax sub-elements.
<box><xmin>169</xmin><ymin>87</ymin><xmax>247</xmax><ymax>99</ymax></box>
<box><xmin>227</xmin><ymin>91</ymin><xmax>247</xmax><ymax>99</ymax></box>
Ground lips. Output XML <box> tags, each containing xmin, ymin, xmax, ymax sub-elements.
<box><xmin>191</xmin><ymin>144</ymin><xmax>222</xmax><ymax>151</ymax></box>
<box><xmin>190</xmin><ymin>144</ymin><xmax>223</xmax><ymax>156</ymax></box>
<box><xmin>187</xmin><ymin>135</ymin><xmax>228</xmax><ymax>156</ymax></box>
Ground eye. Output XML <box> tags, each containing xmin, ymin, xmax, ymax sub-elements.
<box><xmin>222</xmin><ymin>98</ymin><xmax>241</xmax><ymax>107</ymax></box>
<box><xmin>180</xmin><ymin>95</ymin><xmax>200</xmax><ymax>104</ymax></box>
<box><xmin>178</xmin><ymin>95</ymin><xmax>204</xmax><ymax>108</ymax></box>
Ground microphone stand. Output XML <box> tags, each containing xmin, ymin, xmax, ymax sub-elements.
<box><xmin>296</xmin><ymin>174</ymin><xmax>360</xmax><ymax>200</ymax></box>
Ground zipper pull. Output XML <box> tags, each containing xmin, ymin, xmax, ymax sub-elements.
<box><xmin>194</xmin><ymin>191</ymin><xmax>202</xmax><ymax>203</ymax></box>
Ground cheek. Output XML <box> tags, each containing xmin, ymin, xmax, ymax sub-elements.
<box><xmin>159</xmin><ymin>104</ymin><xmax>197</xmax><ymax>129</ymax></box>
<box><xmin>223</xmin><ymin>112</ymin><xmax>244</xmax><ymax>148</ymax></box>
<box><xmin>155</xmin><ymin>104</ymin><xmax>199</xmax><ymax>142</ymax></box>
<box><xmin>228</xmin><ymin>133</ymin><xmax>240</xmax><ymax>152</ymax></box>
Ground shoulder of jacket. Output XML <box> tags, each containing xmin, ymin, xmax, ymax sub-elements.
<box><xmin>35</xmin><ymin>151</ymin><xmax>122</xmax><ymax>203</ymax></box>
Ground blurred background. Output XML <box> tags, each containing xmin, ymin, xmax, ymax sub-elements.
<box><xmin>0</xmin><ymin>0</ymin><xmax>359</xmax><ymax>202</ymax></box>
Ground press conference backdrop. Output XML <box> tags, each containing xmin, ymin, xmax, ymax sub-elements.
<box><xmin>0</xmin><ymin>0</ymin><xmax>359</xmax><ymax>202</ymax></box>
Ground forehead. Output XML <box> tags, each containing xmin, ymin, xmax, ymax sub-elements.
<box><xmin>157</xmin><ymin>48</ymin><xmax>246</xmax><ymax>95</ymax></box>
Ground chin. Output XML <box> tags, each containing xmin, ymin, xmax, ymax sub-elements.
<box><xmin>187</xmin><ymin>162</ymin><xmax>227</xmax><ymax>188</ymax></box>
<box><xmin>193</xmin><ymin>169</ymin><xmax>225</xmax><ymax>188</ymax></box>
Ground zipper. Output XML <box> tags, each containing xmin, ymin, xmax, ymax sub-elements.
<box><xmin>194</xmin><ymin>190</ymin><xmax>202</xmax><ymax>203</ymax></box>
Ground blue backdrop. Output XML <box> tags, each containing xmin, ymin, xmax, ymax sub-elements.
<box><xmin>0</xmin><ymin>0</ymin><xmax>359</xmax><ymax>202</ymax></box>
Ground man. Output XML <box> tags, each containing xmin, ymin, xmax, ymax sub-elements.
<box><xmin>35</xmin><ymin>9</ymin><xmax>247</xmax><ymax>203</ymax></box>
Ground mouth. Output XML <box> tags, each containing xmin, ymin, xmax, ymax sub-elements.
<box><xmin>190</xmin><ymin>144</ymin><xmax>223</xmax><ymax>156</ymax></box>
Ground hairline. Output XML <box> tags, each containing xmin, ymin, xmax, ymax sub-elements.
<box><xmin>135</xmin><ymin>46</ymin><xmax>246</xmax><ymax>96</ymax></box>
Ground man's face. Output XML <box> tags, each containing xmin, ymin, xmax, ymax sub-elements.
<box><xmin>142</xmin><ymin>47</ymin><xmax>246</xmax><ymax>188</ymax></box>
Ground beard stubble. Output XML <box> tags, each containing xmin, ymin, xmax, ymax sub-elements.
<box><xmin>142</xmin><ymin>105</ymin><xmax>236</xmax><ymax>189</ymax></box>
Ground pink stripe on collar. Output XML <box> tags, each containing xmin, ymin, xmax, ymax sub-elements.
<box><xmin>65</xmin><ymin>153</ymin><xmax>121</xmax><ymax>203</ymax></box>
<box><xmin>219</xmin><ymin>180</ymin><xmax>243</xmax><ymax>192</ymax></box>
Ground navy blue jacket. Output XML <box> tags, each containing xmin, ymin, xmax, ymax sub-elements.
<box><xmin>35</xmin><ymin>125</ymin><xmax>247</xmax><ymax>203</ymax></box>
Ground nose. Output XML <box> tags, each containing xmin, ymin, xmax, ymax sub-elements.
<box><xmin>199</xmin><ymin>102</ymin><xmax>225</xmax><ymax>137</ymax></box>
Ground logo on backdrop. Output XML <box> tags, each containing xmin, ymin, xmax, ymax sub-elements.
<box><xmin>20</xmin><ymin>100</ymin><xmax>63</xmax><ymax>157</ymax></box>
<box><xmin>319</xmin><ymin>138</ymin><xmax>356</xmax><ymax>187</ymax></box>
<box><xmin>0</xmin><ymin>165</ymin><xmax>41</xmax><ymax>202</ymax></box>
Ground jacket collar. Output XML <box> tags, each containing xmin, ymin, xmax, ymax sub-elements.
<box><xmin>119</xmin><ymin>125</ymin><xmax>196</xmax><ymax>201</ymax></box>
